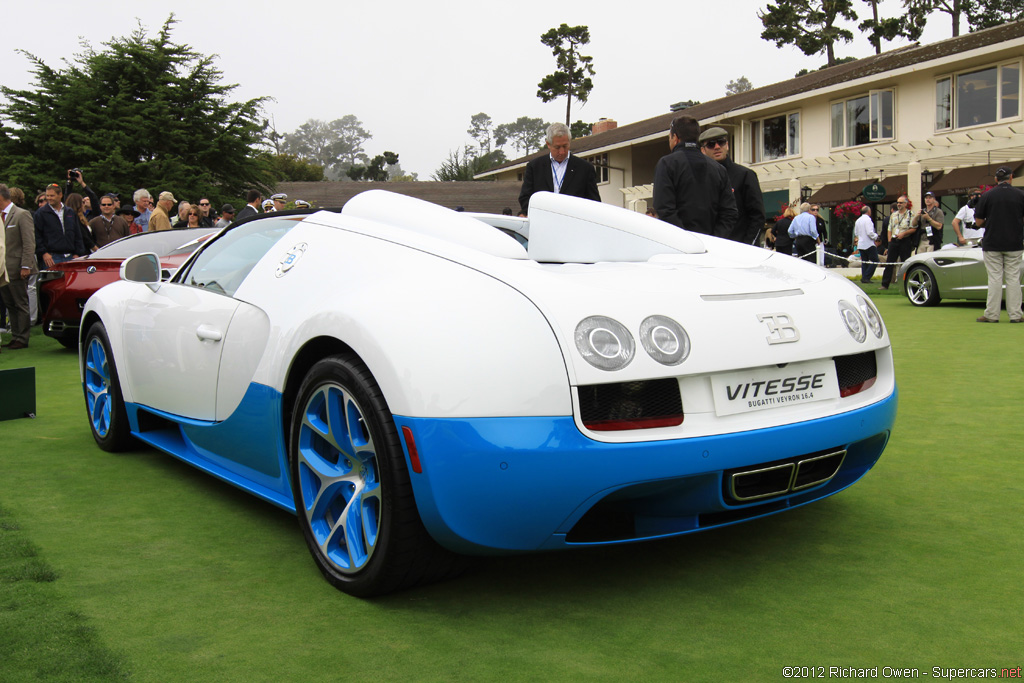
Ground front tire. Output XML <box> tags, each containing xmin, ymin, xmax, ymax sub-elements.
<box><xmin>289</xmin><ymin>354</ymin><xmax>459</xmax><ymax>597</ymax></box>
<box><xmin>82</xmin><ymin>322</ymin><xmax>132</xmax><ymax>451</ymax></box>
<box><xmin>905</xmin><ymin>266</ymin><xmax>941</xmax><ymax>307</ymax></box>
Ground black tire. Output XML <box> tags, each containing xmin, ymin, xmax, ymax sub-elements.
<box><xmin>904</xmin><ymin>266</ymin><xmax>941</xmax><ymax>307</ymax></box>
<box><xmin>289</xmin><ymin>354</ymin><xmax>461</xmax><ymax>597</ymax></box>
<box><xmin>57</xmin><ymin>335</ymin><xmax>78</xmax><ymax>350</ymax></box>
<box><xmin>82</xmin><ymin>322</ymin><xmax>132</xmax><ymax>452</ymax></box>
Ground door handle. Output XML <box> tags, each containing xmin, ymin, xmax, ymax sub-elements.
<box><xmin>196</xmin><ymin>324</ymin><xmax>223</xmax><ymax>342</ymax></box>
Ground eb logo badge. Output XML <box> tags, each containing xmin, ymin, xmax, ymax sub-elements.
<box><xmin>757</xmin><ymin>313</ymin><xmax>800</xmax><ymax>345</ymax></box>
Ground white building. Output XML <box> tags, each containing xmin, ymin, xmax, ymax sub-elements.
<box><xmin>479</xmin><ymin>20</ymin><xmax>1024</xmax><ymax>240</ymax></box>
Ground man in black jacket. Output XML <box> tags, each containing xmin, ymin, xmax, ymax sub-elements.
<box><xmin>34</xmin><ymin>183</ymin><xmax>86</xmax><ymax>268</ymax></box>
<box><xmin>518</xmin><ymin>122</ymin><xmax>601</xmax><ymax>215</ymax></box>
<box><xmin>698</xmin><ymin>126</ymin><xmax>765</xmax><ymax>244</ymax></box>
<box><xmin>653</xmin><ymin>116</ymin><xmax>737</xmax><ymax>237</ymax></box>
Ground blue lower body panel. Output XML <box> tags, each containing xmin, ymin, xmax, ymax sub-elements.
<box><xmin>117</xmin><ymin>379</ymin><xmax>896</xmax><ymax>557</ymax></box>
<box><xmin>395</xmin><ymin>389</ymin><xmax>898</xmax><ymax>554</ymax></box>
<box><xmin>124</xmin><ymin>383</ymin><xmax>296</xmax><ymax>512</ymax></box>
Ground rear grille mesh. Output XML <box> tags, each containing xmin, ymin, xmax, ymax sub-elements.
<box><xmin>834</xmin><ymin>351</ymin><xmax>877</xmax><ymax>397</ymax></box>
<box><xmin>578</xmin><ymin>378</ymin><xmax>683</xmax><ymax>431</ymax></box>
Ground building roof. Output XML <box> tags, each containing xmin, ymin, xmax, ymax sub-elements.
<box><xmin>275</xmin><ymin>180</ymin><xmax>522</xmax><ymax>214</ymax></box>
<box><xmin>480</xmin><ymin>20</ymin><xmax>1024</xmax><ymax>176</ymax></box>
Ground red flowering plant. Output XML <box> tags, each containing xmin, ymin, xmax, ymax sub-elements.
<box><xmin>773</xmin><ymin>202</ymin><xmax>791</xmax><ymax>221</ymax></box>
<box><xmin>831</xmin><ymin>200</ymin><xmax>867</xmax><ymax>252</ymax></box>
<box><xmin>833</xmin><ymin>200</ymin><xmax>866</xmax><ymax>219</ymax></box>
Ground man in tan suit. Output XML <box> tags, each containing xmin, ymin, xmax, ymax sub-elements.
<box><xmin>1</xmin><ymin>184</ymin><xmax>38</xmax><ymax>349</ymax></box>
<box><xmin>149</xmin><ymin>191</ymin><xmax>176</xmax><ymax>232</ymax></box>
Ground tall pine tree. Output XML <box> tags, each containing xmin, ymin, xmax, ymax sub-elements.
<box><xmin>0</xmin><ymin>16</ymin><xmax>275</xmax><ymax>202</ymax></box>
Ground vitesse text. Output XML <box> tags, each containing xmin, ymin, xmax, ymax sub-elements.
<box><xmin>725</xmin><ymin>373</ymin><xmax>826</xmax><ymax>401</ymax></box>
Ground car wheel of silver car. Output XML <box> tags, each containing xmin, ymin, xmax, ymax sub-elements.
<box><xmin>905</xmin><ymin>266</ymin><xmax>941</xmax><ymax>307</ymax></box>
<box><xmin>82</xmin><ymin>321</ymin><xmax>132</xmax><ymax>452</ymax></box>
<box><xmin>289</xmin><ymin>354</ymin><xmax>459</xmax><ymax>597</ymax></box>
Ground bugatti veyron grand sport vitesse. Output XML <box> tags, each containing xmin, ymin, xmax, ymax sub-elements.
<box><xmin>80</xmin><ymin>190</ymin><xmax>898</xmax><ymax>596</ymax></box>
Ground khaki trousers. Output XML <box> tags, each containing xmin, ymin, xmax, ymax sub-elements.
<box><xmin>983</xmin><ymin>250</ymin><xmax>1023</xmax><ymax>321</ymax></box>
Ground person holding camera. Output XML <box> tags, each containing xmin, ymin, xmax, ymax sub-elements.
<box><xmin>63</xmin><ymin>168</ymin><xmax>101</xmax><ymax>221</ymax></box>
<box><xmin>952</xmin><ymin>188</ymin><xmax>985</xmax><ymax>245</ymax></box>
<box><xmin>912</xmin><ymin>191</ymin><xmax>945</xmax><ymax>252</ymax></box>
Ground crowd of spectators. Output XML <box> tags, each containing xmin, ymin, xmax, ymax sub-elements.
<box><xmin>1</xmin><ymin>170</ymin><xmax>309</xmax><ymax>350</ymax></box>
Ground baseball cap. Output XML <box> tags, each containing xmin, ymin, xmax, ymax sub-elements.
<box><xmin>158</xmin><ymin>191</ymin><xmax>176</xmax><ymax>203</ymax></box>
<box><xmin>995</xmin><ymin>166</ymin><xmax>1013</xmax><ymax>180</ymax></box>
<box><xmin>220</xmin><ymin>203</ymin><xmax>235</xmax><ymax>214</ymax></box>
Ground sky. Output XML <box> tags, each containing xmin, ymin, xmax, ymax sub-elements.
<box><xmin>3</xmin><ymin>1</ymin><xmax>954</xmax><ymax>179</ymax></box>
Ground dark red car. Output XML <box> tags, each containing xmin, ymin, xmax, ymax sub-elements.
<box><xmin>39</xmin><ymin>228</ymin><xmax>218</xmax><ymax>348</ymax></box>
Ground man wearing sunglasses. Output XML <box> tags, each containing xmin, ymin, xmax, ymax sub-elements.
<box><xmin>698</xmin><ymin>127</ymin><xmax>765</xmax><ymax>245</ymax></box>
<box><xmin>195</xmin><ymin>197</ymin><xmax>216</xmax><ymax>227</ymax></box>
<box><xmin>88</xmin><ymin>194</ymin><xmax>130</xmax><ymax>247</ymax></box>
<box><xmin>878</xmin><ymin>195</ymin><xmax>915</xmax><ymax>290</ymax></box>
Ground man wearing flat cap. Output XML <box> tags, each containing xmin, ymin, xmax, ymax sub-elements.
<box><xmin>149</xmin><ymin>191</ymin><xmax>176</xmax><ymax>232</ymax></box>
<box><xmin>973</xmin><ymin>166</ymin><xmax>1024</xmax><ymax>323</ymax></box>
<box><xmin>699</xmin><ymin>126</ymin><xmax>765</xmax><ymax>245</ymax></box>
<box><xmin>654</xmin><ymin>116</ymin><xmax>737</xmax><ymax>237</ymax></box>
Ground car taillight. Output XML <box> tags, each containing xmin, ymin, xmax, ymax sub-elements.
<box><xmin>37</xmin><ymin>270</ymin><xmax>65</xmax><ymax>283</ymax></box>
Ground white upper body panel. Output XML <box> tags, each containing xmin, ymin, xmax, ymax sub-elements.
<box><xmin>85</xmin><ymin>191</ymin><xmax>892</xmax><ymax>431</ymax></box>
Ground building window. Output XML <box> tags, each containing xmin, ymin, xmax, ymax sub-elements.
<box><xmin>830</xmin><ymin>90</ymin><xmax>895</xmax><ymax>148</ymax></box>
<box><xmin>754</xmin><ymin>111</ymin><xmax>800</xmax><ymax>161</ymax></box>
<box><xmin>936</xmin><ymin>61</ymin><xmax>1022</xmax><ymax>131</ymax></box>
<box><xmin>586</xmin><ymin>153</ymin><xmax>609</xmax><ymax>183</ymax></box>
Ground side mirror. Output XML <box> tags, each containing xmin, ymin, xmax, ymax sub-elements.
<box><xmin>120</xmin><ymin>252</ymin><xmax>161</xmax><ymax>283</ymax></box>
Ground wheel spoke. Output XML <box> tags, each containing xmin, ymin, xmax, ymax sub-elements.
<box><xmin>84</xmin><ymin>339</ymin><xmax>111</xmax><ymax>437</ymax></box>
<box><xmin>297</xmin><ymin>381</ymin><xmax>382</xmax><ymax>573</ymax></box>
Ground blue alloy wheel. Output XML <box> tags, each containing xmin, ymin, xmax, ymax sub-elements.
<box><xmin>84</xmin><ymin>337</ymin><xmax>112</xmax><ymax>437</ymax></box>
<box><xmin>288</xmin><ymin>354</ymin><xmax>459</xmax><ymax>597</ymax></box>
<box><xmin>296</xmin><ymin>382</ymin><xmax>382</xmax><ymax>573</ymax></box>
<box><xmin>82</xmin><ymin>322</ymin><xmax>131</xmax><ymax>452</ymax></box>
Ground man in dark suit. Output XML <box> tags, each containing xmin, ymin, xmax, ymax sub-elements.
<box><xmin>518</xmin><ymin>122</ymin><xmax>601</xmax><ymax>215</ymax></box>
<box><xmin>235</xmin><ymin>189</ymin><xmax>262</xmax><ymax>222</ymax></box>
<box><xmin>1</xmin><ymin>184</ymin><xmax>38</xmax><ymax>349</ymax></box>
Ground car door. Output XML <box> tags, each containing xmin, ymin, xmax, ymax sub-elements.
<box><xmin>120</xmin><ymin>215</ymin><xmax>297</xmax><ymax>421</ymax></box>
<box><xmin>121</xmin><ymin>283</ymin><xmax>240</xmax><ymax>421</ymax></box>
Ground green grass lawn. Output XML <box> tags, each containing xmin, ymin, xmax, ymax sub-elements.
<box><xmin>1</xmin><ymin>293</ymin><xmax>1021</xmax><ymax>682</ymax></box>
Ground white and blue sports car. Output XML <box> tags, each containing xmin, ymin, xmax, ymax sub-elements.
<box><xmin>81</xmin><ymin>190</ymin><xmax>897</xmax><ymax>596</ymax></box>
